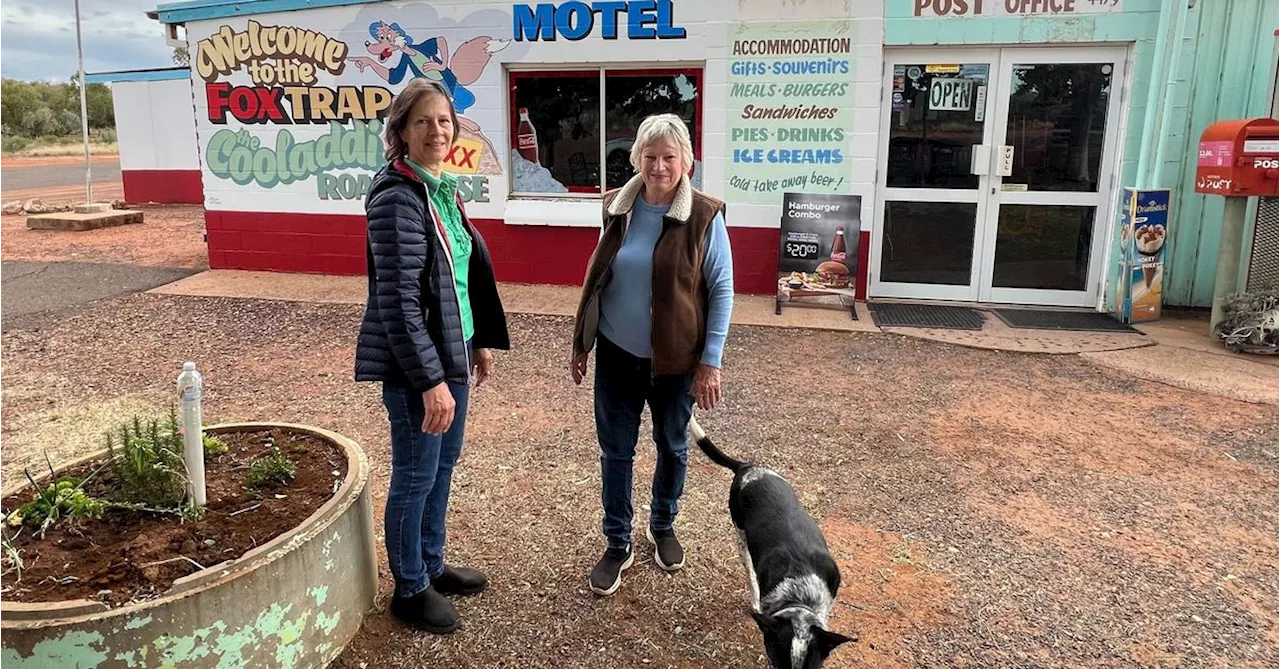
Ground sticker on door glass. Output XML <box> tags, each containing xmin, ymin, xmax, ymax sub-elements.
<box><xmin>906</xmin><ymin>66</ymin><xmax>922</xmax><ymax>79</ymax></box>
<box><xmin>928</xmin><ymin>77</ymin><xmax>974</xmax><ymax>111</ymax></box>
<box><xmin>926</xmin><ymin>64</ymin><xmax>960</xmax><ymax>73</ymax></box>
<box><xmin>1001</xmin><ymin>184</ymin><xmax>1029</xmax><ymax>192</ymax></box>
<box><xmin>1101</xmin><ymin>64</ymin><xmax>1113</xmax><ymax>75</ymax></box>
<box><xmin>974</xmin><ymin>85</ymin><xmax>987</xmax><ymax>122</ymax></box>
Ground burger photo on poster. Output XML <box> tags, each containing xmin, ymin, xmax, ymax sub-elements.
<box><xmin>815</xmin><ymin>260</ymin><xmax>850</xmax><ymax>288</ymax></box>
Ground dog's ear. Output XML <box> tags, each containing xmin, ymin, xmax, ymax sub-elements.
<box><xmin>816</xmin><ymin>627</ymin><xmax>856</xmax><ymax>652</ymax></box>
<box><xmin>751</xmin><ymin>612</ymin><xmax>783</xmax><ymax>635</ymax></box>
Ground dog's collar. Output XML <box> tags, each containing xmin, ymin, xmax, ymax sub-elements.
<box><xmin>772</xmin><ymin>604</ymin><xmax>819</xmax><ymax>619</ymax></box>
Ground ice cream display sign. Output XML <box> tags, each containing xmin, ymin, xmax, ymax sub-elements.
<box><xmin>1114</xmin><ymin>188</ymin><xmax>1170</xmax><ymax>324</ymax></box>
<box><xmin>776</xmin><ymin>192</ymin><xmax>862</xmax><ymax>317</ymax></box>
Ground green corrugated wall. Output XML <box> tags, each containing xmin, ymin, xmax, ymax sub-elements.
<box><xmin>1163</xmin><ymin>1</ymin><xmax>1277</xmax><ymax>306</ymax></box>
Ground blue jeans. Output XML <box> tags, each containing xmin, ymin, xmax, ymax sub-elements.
<box><xmin>381</xmin><ymin>362</ymin><xmax>471</xmax><ymax>599</ymax></box>
<box><xmin>594</xmin><ymin>335</ymin><xmax>696</xmax><ymax>550</ymax></box>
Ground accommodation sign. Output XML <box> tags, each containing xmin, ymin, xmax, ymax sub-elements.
<box><xmin>911</xmin><ymin>0</ymin><xmax>1124</xmax><ymax>16</ymax></box>
<box><xmin>726</xmin><ymin>21</ymin><xmax>854</xmax><ymax>203</ymax></box>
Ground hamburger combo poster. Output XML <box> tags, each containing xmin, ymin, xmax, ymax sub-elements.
<box><xmin>776</xmin><ymin>191</ymin><xmax>861</xmax><ymax>316</ymax></box>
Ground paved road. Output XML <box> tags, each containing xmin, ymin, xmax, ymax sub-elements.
<box><xmin>1</xmin><ymin>260</ymin><xmax>195</xmax><ymax>331</ymax></box>
<box><xmin>1</xmin><ymin>160</ymin><xmax>120</xmax><ymax>193</ymax></box>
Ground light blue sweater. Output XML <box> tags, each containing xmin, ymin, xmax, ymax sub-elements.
<box><xmin>598</xmin><ymin>193</ymin><xmax>734</xmax><ymax>368</ymax></box>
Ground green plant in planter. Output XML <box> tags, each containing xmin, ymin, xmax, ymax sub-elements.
<box><xmin>247</xmin><ymin>441</ymin><xmax>296</xmax><ymax>489</ymax></box>
<box><xmin>203</xmin><ymin>434</ymin><xmax>229</xmax><ymax>456</ymax></box>
<box><xmin>106</xmin><ymin>414</ymin><xmax>188</xmax><ymax>508</ymax></box>
<box><xmin>1</xmin><ymin>529</ymin><xmax>23</xmax><ymax>583</ymax></box>
<box><xmin>7</xmin><ymin>476</ymin><xmax>105</xmax><ymax>537</ymax></box>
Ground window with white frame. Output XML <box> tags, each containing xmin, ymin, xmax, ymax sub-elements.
<box><xmin>508</xmin><ymin>67</ymin><xmax>702</xmax><ymax>196</ymax></box>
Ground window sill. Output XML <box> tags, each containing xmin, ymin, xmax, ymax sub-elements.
<box><xmin>503</xmin><ymin>198</ymin><xmax>603</xmax><ymax>227</ymax></box>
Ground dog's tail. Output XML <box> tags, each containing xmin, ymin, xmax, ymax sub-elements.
<box><xmin>688</xmin><ymin>416</ymin><xmax>748</xmax><ymax>473</ymax></box>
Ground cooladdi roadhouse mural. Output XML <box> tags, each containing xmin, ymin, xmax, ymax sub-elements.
<box><xmin>192</xmin><ymin>6</ymin><xmax>524</xmax><ymax>215</ymax></box>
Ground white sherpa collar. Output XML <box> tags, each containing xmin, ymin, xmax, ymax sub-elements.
<box><xmin>605</xmin><ymin>173</ymin><xmax>693</xmax><ymax>222</ymax></box>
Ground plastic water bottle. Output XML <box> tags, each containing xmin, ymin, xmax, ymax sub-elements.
<box><xmin>177</xmin><ymin>362</ymin><xmax>207</xmax><ymax>507</ymax></box>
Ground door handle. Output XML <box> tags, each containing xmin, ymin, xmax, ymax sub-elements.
<box><xmin>970</xmin><ymin>145</ymin><xmax>991</xmax><ymax>176</ymax></box>
<box><xmin>996</xmin><ymin>145</ymin><xmax>1014</xmax><ymax>177</ymax></box>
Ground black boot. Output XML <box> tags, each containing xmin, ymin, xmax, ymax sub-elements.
<box><xmin>432</xmin><ymin>564</ymin><xmax>488</xmax><ymax>596</ymax></box>
<box><xmin>390</xmin><ymin>587</ymin><xmax>460</xmax><ymax>634</ymax></box>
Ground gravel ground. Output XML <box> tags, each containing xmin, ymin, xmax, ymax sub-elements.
<box><xmin>1</xmin><ymin>204</ymin><xmax>208</xmax><ymax>269</ymax></box>
<box><xmin>1</xmin><ymin>293</ymin><xmax>1275</xmax><ymax>668</ymax></box>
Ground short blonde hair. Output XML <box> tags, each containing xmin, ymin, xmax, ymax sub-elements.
<box><xmin>630</xmin><ymin>113</ymin><xmax>695</xmax><ymax>173</ymax></box>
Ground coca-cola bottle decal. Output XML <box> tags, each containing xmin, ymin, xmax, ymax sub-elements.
<box><xmin>517</xmin><ymin>107</ymin><xmax>539</xmax><ymax>164</ymax></box>
<box><xmin>830</xmin><ymin>226</ymin><xmax>847</xmax><ymax>264</ymax></box>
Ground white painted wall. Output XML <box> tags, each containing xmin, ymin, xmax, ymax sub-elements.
<box><xmin>182</xmin><ymin>0</ymin><xmax>887</xmax><ymax>230</ymax></box>
<box><xmin>113</xmin><ymin>78</ymin><xmax>201</xmax><ymax>172</ymax></box>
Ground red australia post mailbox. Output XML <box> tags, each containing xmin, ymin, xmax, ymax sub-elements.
<box><xmin>1195</xmin><ymin>118</ymin><xmax>1280</xmax><ymax>196</ymax></box>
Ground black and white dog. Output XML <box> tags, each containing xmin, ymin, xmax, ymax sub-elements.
<box><xmin>689</xmin><ymin>416</ymin><xmax>854</xmax><ymax>669</ymax></box>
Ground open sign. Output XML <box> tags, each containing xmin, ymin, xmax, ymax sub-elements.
<box><xmin>929</xmin><ymin>77</ymin><xmax>974</xmax><ymax>111</ymax></box>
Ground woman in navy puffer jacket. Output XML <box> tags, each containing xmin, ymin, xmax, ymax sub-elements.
<box><xmin>354</xmin><ymin>78</ymin><xmax>509</xmax><ymax>635</ymax></box>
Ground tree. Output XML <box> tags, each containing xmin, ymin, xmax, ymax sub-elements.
<box><xmin>22</xmin><ymin>107</ymin><xmax>62</xmax><ymax>136</ymax></box>
<box><xmin>1</xmin><ymin>80</ymin><xmax>41</xmax><ymax>130</ymax></box>
<box><xmin>84</xmin><ymin>83</ymin><xmax>114</xmax><ymax>128</ymax></box>
<box><xmin>60</xmin><ymin>109</ymin><xmax>82</xmax><ymax>134</ymax></box>
<box><xmin>173</xmin><ymin>46</ymin><xmax>190</xmax><ymax>66</ymax></box>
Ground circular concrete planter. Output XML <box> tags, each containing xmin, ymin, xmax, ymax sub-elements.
<box><xmin>1</xmin><ymin>422</ymin><xmax>377</xmax><ymax>668</ymax></box>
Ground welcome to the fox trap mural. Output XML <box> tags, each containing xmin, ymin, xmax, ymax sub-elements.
<box><xmin>192</xmin><ymin>6</ymin><xmax>525</xmax><ymax>211</ymax></box>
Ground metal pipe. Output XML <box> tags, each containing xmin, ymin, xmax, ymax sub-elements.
<box><xmin>74</xmin><ymin>0</ymin><xmax>92</xmax><ymax>203</ymax></box>
<box><xmin>1151</xmin><ymin>0</ymin><xmax>1192</xmax><ymax>179</ymax></box>
<box><xmin>1210</xmin><ymin>197</ymin><xmax>1248</xmax><ymax>330</ymax></box>
<box><xmin>1134</xmin><ymin>0</ymin><xmax>1179</xmax><ymax>188</ymax></box>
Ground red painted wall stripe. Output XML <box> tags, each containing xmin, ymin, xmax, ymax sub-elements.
<box><xmin>203</xmin><ymin>210</ymin><xmax>869</xmax><ymax>297</ymax></box>
<box><xmin>121</xmin><ymin>169</ymin><xmax>203</xmax><ymax>204</ymax></box>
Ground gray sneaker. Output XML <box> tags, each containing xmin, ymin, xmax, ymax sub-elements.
<box><xmin>646</xmin><ymin>526</ymin><xmax>685</xmax><ymax>571</ymax></box>
<box><xmin>589</xmin><ymin>545</ymin><xmax>634</xmax><ymax>596</ymax></box>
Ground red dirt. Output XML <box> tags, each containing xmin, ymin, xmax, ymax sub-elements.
<box><xmin>1</xmin><ymin>155</ymin><xmax>118</xmax><ymax>168</ymax></box>
<box><xmin>1</xmin><ymin>299</ymin><xmax>1275</xmax><ymax>668</ymax></box>
<box><xmin>822</xmin><ymin>519</ymin><xmax>954</xmax><ymax>669</ymax></box>
<box><xmin>1</xmin><ymin>427</ymin><xmax>346</xmax><ymax>607</ymax></box>
<box><xmin>1</xmin><ymin>203</ymin><xmax>208</xmax><ymax>269</ymax></box>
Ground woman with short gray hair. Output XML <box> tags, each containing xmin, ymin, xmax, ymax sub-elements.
<box><xmin>571</xmin><ymin>112</ymin><xmax>735</xmax><ymax>596</ymax></box>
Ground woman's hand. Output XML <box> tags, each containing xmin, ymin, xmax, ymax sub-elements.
<box><xmin>571</xmin><ymin>352</ymin><xmax>590</xmax><ymax>385</ymax></box>
<box><xmin>422</xmin><ymin>383</ymin><xmax>456</xmax><ymax>436</ymax></box>
<box><xmin>472</xmin><ymin>348</ymin><xmax>494</xmax><ymax>388</ymax></box>
<box><xmin>691</xmin><ymin>364</ymin><xmax>722</xmax><ymax>410</ymax></box>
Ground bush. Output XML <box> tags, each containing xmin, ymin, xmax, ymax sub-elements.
<box><xmin>59</xmin><ymin>109</ymin><xmax>81</xmax><ymax>134</ymax></box>
<box><xmin>247</xmin><ymin>440</ymin><xmax>296</xmax><ymax>489</ymax></box>
<box><xmin>7</xmin><ymin>478</ymin><xmax>105</xmax><ymax>537</ymax></box>
<box><xmin>2</xmin><ymin>135</ymin><xmax>30</xmax><ymax>152</ymax></box>
<box><xmin>105</xmin><ymin>411</ymin><xmax>189</xmax><ymax>508</ymax></box>
<box><xmin>21</xmin><ymin>108</ymin><xmax>61</xmax><ymax>137</ymax></box>
<box><xmin>203</xmin><ymin>434</ymin><xmax>229</xmax><ymax>456</ymax></box>
<box><xmin>98</xmin><ymin>127</ymin><xmax>117</xmax><ymax>143</ymax></box>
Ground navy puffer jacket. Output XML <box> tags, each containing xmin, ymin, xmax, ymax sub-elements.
<box><xmin>354</xmin><ymin>160</ymin><xmax>510</xmax><ymax>391</ymax></box>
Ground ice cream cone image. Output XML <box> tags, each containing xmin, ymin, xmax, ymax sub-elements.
<box><xmin>1134</xmin><ymin>224</ymin><xmax>1166</xmax><ymax>289</ymax></box>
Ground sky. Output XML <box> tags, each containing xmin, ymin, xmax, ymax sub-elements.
<box><xmin>2</xmin><ymin>0</ymin><xmax>177</xmax><ymax>81</ymax></box>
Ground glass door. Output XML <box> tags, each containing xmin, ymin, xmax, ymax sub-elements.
<box><xmin>979</xmin><ymin>46</ymin><xmax>1127</xmax><ymax>307</ymax></box>
<box><xmin>871</xmin><ymin>46</ymin><xmax>1127</xmax><ymax>307</ymax></box>
<box><xmin>871</xmin><ymin>50</ymin><xmax>1001</xmax><ymax>301</ymax></box>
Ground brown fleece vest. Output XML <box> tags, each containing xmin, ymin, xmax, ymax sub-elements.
<box><xmin>572</xmin><ymin>187</ymin><xmax>726</xmax><ymax>375</ymax></box>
